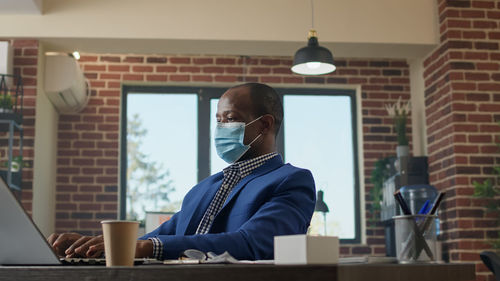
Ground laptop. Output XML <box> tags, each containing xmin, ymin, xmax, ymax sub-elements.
<box><xmin>0</xmin><ymin>178</ymin><xmax>155</xmax><ymax>265</ymax></box>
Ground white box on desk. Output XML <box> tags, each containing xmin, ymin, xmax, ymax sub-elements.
<box><xmin>274</xmin><ymin>235</ymin><xmax>339</xmax><ymax>265</ymax></box>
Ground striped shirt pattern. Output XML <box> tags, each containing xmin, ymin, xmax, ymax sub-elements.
<box><xmin>148</xmin><ymin>152</ymin><xmax>278</xmax><ymax>259</ymax></box>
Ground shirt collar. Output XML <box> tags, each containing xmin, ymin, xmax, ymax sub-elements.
<box><xmin>223</xmin><ymin>152</ymin><xmax>278</xmax><ymax>179</ymax></box>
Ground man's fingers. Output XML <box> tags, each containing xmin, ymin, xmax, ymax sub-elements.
<box><xmin>47</xmin><ymin>233</ymin><xmax>59</xmax><ymax>246</ymax></box>
<box><xmin>65</xmin><ymin>236</ymin><xmax>92</xmax><ymax>255</ymax></box>
<box><xmin>86</xmin><ymin>243</ymin><xmax>105</xmax><ymax>258</ymax></box>
<box><xmin>74</xmin><ymin>235</ymin><xmax>103</xmax><ymax>257</ymax></box>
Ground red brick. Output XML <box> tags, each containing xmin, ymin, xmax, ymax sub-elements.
<box><xmin>469</xmin><ymin>135</ymin><xmax>493</xmax><ymax>143</ymax></box>
<box><xmin>464</xmin><ymin>52</ymin><xmax>488</xmax><ymax>60</ymax></box>
<box><xmin>468</xmin><ymin>114</ymin><xmax>492</xmax><ymax>122</ymax></box>
<box><xmin>81</xmin><ymin>168</ymin><xmax>103</xmax><ymax>176</ymax></box>
<box><xmin>146</xmin><ymin>74</ymin><xmax>168</xmax><ymax>82</ymax></box>
<box><xmin>472</xmin><ymin>1</ymin><xmax>495</xmax><ymax>9</ymax></box>
<box><xmin>473</xmin><ymin>20</ymin><xmax>497</xmax><ymax>29</ymax></box>
<box><xmin>215</xmin><ymin>58</ymin><xmax>236</xmax><ymax>65</ymax></box>
<box><xmin>193</xmin><ymin>58</ymin><xmax>213</xmax><ymax>65</ymax></box>
<box><xmin>123</xmin><ymin>56</ymin><xmax>144</xmax><ymax>63</ymax></box>
<box><xmin>89</xmin><ymin>81</ymin><xmax>105</xmax><ymax>88</ymax></box>
<box><xmin>226</xmin><ymin>67</ymin><xmax>244</xmax><ymax>74</ymax></box>
<box><xmin>107</xmin><ymin>81</ymin><xmax>121</xmax><ymax>88</ymax></box>
<box><xmin>146</xmin><ymin>57</ymin><xmax>167</xmax><ymax>63</ymax></box>
<box><xmin>14</xmin><ymin>58</ymin><xmax>37</xmax><ymax>65</ymax></box>
<box><xmin>78</xmin><ymin>56</ymin><xmax>98</xmax><ymax>62</ymax></box>
<box><xmin>202</xmin><ymin>67</ymin><xmax>224</xmax><ymax>74</ymax></box>
<box><xmin>108</xmin><ymin>65</ymin><xmax>130</xmax><ymax>72</ymax></box>
<box><xmin>100</xmin><ymin>56</ymin><xmax>121</xmax><ymax>63</ymax></box>
<box><xmin>487</xmin><ymin>10</ymin><xmax>500</xmax><ymax>19</ymax></box>
<box><xmin>214</xmin><ymin>75</ymin><xmax>237</xmax><ymax>82</ymax></box>
<box><xmin>169</xmin><ymin>75</ymin><xmax>190</xmax><ymax>82</ymax></box>
<box><xmin>156</xmin><ymin>66</ymin><xmax>177</xmax><ymax>73</ymax></box>
<box><xmin>447</xmin><ymin>19</ymin><xmax>471</xmax><ymax>28</ymax></box>
<box><xmin>97</xmin><ymin>124</ymin><xmax>119</xmax><ymax>131</ymax></box>
<box><xmin>463</xmin><ymin>31</ymin><xmax>486</xmax><ymax>39</ymax></box>
<box><xmin>260</xmin><ymin>77</ymin><xmax>282</xmax><ymax>83</ymax></box>
<box><xmin>461</xmin><ymin>10</ymin><xmax>485</xmax><ymax>18</ymax></box>
<box><xmin>250</xmin><ymin>67</ymin><xmax>271</xmax><ymax>74</ymax></box>
<box><xmin>72</xmin><ymin>176</ymin><xmax>94</xmax><ymax>184</ymax></box>
<box><xmin>477</xmin><ymin>62</ymin><xmax>499</xmax><ymax>70</ymax></box>
<box><xmin>72</xmin><ymin>194</ymin><xmax>93</xmax><ymax>202</ymax></box>
<box><xmin>478</xmin><ymin>83</ymin><xmax>500</xmax><ymax>91</ymax></box>
<box><xmin>283</xmin><ymin>77</ymin><xmax>303</xmax><ymax>83</ymax></box>
<box><xmin>72</xmin><ymin>158</ymin><xmax>95</xmax><ymax>166</ymax></box>
<box><xmin>179</xmin><ymin>66</ymin><xmax>201</xmax><ymax>73</ymax></box>
<box><xmin>22</xmin><ymin>67</ymin><xmax>37</xmax><ymax>76</ymax></box>
<box><xmin>169</xmin><ymin>57</ymin><xmax>191</xmax><ymax>64</ymax></box>
<box><xmin>83</xmin><ymin>116</ymin><xmax>104</xmax><ymax>123</ymax></box>
<box><xmin>123</xmin><ymin>74</ymin><xmax>144</xmax><ymax>81</ymax></box>
<box><xmin>260</xmin><ymin>59</ymin><xmax>281</xmax><ymax>65</ymax></box>
<box><xmin>132</xmin><ymin>65</ymin><xmax>153</xmax><ymax>72</ymax></box>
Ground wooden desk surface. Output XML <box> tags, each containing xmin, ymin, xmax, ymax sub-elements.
<box><xmin>0</xmin><ymin>263</ymin><xmax>475</xmax><ymax>281</ymax></box>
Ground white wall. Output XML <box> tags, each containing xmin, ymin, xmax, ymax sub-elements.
<box><xmin>32</xmin><ymin>42</ymin><xmax>58</xmax><ymax>237</ymax></box>
<box><xmin>0</xmin><ymin>0</ymin><xmax>438</xmax><ymax>58</ymax></box>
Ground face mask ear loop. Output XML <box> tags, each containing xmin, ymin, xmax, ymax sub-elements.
<box><xmin>248</xmin><ymin>133</ymin><xmax>262</xmax><ymax>146</ymax></box>
<box><xmin>245</xmin><ymin>116</ymin><xmax>263</xmax><ymax>127</ymax></box>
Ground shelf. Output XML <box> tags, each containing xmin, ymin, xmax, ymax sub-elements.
<box><xmin>0</xmin><ymin>169</ymin><xmax>22</xmax><ymax>191</ymax></box>
<box><xmin>0</xmin><ymin>112</ymin><xmax>23</xmax><ymax>125</ymax></box>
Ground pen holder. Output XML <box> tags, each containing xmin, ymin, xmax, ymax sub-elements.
<box><xmin>394</xmin><ymin>215</ymin><xmax>438</xmax><ymax>263</ymax></box>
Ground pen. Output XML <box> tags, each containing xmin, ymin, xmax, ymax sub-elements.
<box><xmin>418</xmin><ymin>200</ymin><xmax>430</xmax><ymax>215</ymax></box>
<box><xmin>394</xmin><ymin>190</ymin><xmax>412</xmax><ymax>215</ymax></box>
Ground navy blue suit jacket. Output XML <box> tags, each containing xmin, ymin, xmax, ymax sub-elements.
<box><xmin>139</xmin><ymin>155</ymin><xmax>316</xmax><ymax>260</ymax></box>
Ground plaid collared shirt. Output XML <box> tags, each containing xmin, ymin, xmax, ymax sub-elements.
<box><xmin>148</xmin><ymin>152</ymin><xmax>278</xmax><ymax>259</ymax></box>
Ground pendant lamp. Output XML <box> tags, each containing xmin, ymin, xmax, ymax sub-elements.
<box><xmin>291</xmin><ymin>1</ymin><xmax>336</xmax><ymax>75</ymax></box>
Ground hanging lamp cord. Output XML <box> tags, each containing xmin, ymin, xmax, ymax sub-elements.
<box><xmin>311</xmin><ymin>0</ymin><xmax>315</xmax><ymax>29</ymax></box>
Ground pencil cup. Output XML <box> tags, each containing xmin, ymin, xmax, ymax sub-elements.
<box><xmin>394</xmin><ymin>215</ymin><xmax>438</xmax><ymax>263</ymax></box>
<box><xmin>101</xmin><ymin>220</ymin><xmax>139</xmax><ymax>267</ymax></box>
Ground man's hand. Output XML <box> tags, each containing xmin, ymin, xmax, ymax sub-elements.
<box><xmin>47</xmin><ymin>233</ymin><xmax>105</xmax><ymax>258</ymax></box>
<box><xmin>135</xmin><ymin>240</ymin><xmax>154</xmax><ymax>258</ymax></box>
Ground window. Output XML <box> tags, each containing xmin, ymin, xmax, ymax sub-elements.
<box><xmin>121</xmin><ymin>86</ymin><xmax>360</xmax><ymax>242</ymax></box>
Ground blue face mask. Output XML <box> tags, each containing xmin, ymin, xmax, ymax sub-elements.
<box><xmin>214</xmin><ymin>116</ymin><xmax>262</xmax><ymax>164</ymax></box>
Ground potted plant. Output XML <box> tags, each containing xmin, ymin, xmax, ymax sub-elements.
<box><xmin>385</xmin><ymin>96</ymin><xmax>411</xmax><ymax>157</ymax></box>
<box><xmin>0</xmin><ymin>93</ymin><xmax>14</xmax><ymax>113</ymax></box>
<box><xmin>2</xmin><ymin>156</ymin><xmax>28</xmax><ymax>172</ymax></box>
<box><xmin>473</xmin><ymin>121</ymin><xmax>500</xmax><ymax>251</ymax></box>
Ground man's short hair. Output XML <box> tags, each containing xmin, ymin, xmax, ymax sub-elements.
<box><xmin>231</xmin><ymin>83</ymin><xmax>283</xmax><ymax>136</ymax></box>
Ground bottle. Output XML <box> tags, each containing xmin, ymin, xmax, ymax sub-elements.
<box><xmin>399</xmin><ymin>184</ymin><xmax>440</xmax><ymax>235</ymax></box>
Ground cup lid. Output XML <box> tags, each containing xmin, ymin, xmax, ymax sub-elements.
<box><xmin>100</xmin><ymin>220</ymin><xmax>139</xmax><ymax>224</ymax></box>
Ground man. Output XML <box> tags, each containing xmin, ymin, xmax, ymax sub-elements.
<box><xmin>48</xmin><ymin>82</ymin><xmax>316</xmax><ymax>260</ymax></box>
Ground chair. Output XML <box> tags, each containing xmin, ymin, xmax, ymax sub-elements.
<box><xmin>480</xmin><ymin>251</ymin><xmax>500</xmax><ymax>281</ymax></box>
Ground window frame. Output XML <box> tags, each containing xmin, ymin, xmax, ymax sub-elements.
<box><xmin>120</xmin><ymin>85</ymin><xmax>361</xmax><ymax>244</ymax></box>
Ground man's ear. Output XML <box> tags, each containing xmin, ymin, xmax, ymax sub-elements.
<box><xmin>260</xmin><ymin>114</ymin><xmax>275</xmax><ymax>135</ymax></box>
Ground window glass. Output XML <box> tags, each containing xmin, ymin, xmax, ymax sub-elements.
<box><xmin>210</xmin><ymin>98</ymin><xmax>228</xmax><ymax>174</ymax></box>
<box><xmin>126</xmin><ymin>93</ymin><xmax>197</xmax><ymax>220</ymax></box>
<box><xmin>284</xmin><ymin>95</ymin><xmax>355</xmax><ymax>239</ymax></box>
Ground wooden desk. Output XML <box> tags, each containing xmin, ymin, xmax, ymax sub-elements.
<box><xmin>0</xmin><ymin>263</ymin><xmax>475</xmax><ymax>281</ymax></box>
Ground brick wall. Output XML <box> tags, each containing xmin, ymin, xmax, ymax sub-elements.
<box><xmin>423</xmin><ymin>0</ymin><xmax>500</xmax><ymax>280</ymax></box>
<box><xmin>53</xmin><ymin>53</ymin><xmax>411</xmax><ymax>254</ymax></box>
<box><xmin>1</xmin><ymin>39</ymin><xmax>38</xmax><ymax>214</ymax></box>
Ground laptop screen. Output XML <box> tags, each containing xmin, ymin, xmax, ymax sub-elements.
<box><xmin>0</xmin><ymin>178</ymin><xmax>60</xmax><ymax>265</ymax></box>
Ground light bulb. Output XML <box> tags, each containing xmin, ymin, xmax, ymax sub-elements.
<box><xmin>72</xmin><ymin>51</ymin><xmax>80</xmax><ymax>60</ymax></box>
<box><xmin>306</xmin><ymin>62</ymin><xmax>321</xmax><ymax>69</ymax></box>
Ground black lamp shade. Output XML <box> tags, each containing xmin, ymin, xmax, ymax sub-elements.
<box><xmin>314</xmin><ymin>190</ymin><xmax>329</xmax><ymax>213</ymax></box>
<box><xmin>291</xmin><ymin>36</ymin><xmax>336</xmax><ymax>75</ymax></box>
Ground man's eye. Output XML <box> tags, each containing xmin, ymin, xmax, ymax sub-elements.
<box><xmin>227</xmin><ymin>117</ymin><xmax>235</xmax><ymax>122</ymax></box>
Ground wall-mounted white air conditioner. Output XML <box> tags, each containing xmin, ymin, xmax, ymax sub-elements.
<box><xmin>44</xmin><ymin>53</ymin><xmax>90</xmax><ymax>113</ymax></box>
<box><xmin>0</xmin><ymin>41</ymin><xmax>14</xmax><ymax>86</ymax></box>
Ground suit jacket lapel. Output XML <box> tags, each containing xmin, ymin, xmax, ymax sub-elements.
<box><xmin>180</xmin><ymin>176</ymin><xmax>223</xmax><ymax>235</ymax></box>
<box><xmin>220</xmin><ymin>155</ymin><xmax>283</xmax><ymax>210</ymax></box>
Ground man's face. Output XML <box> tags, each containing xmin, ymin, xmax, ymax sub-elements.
<box><xmin>216</xmin><ymin>87</ymin><xmax>260</xmax><ymax>145</ymax></box>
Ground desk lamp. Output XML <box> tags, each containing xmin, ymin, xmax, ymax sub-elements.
<box><xmin>314</xmin><ymin>190</ymin><xmax>329</xmax><ymax>235</ymax></box>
